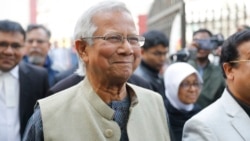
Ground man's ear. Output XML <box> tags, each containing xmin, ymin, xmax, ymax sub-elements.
<box><xmin>75</xmin><ymin>39</ymin><xmax>88</xmax><ymax>62</ymax></box>
<box><xmin>223</xmin><ymin>63</ymin><xmax>234</xmax><ymax>80</ymax></box>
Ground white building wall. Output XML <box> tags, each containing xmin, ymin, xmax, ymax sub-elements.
<box><xmin>0</xmin><ymin>0</ymin><xmax>30</xmax><ymax>28</ymax></box>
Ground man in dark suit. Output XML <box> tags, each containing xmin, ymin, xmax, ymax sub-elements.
<box><xmin>134</xmin><ymin>30</ymin><xmax>169</xmax><ymax>100</ymax></box>
<box><xmin>0</xmin><ymin>20</ymin><xmax>49</xmax><ymax>141</ymax></box>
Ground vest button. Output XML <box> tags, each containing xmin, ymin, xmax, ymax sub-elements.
<box><xmin>104</xmin><ymin>129</ymin><xmax>113</xmax><ymax>138</ymax></box>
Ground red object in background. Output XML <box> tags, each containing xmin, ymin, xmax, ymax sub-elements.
<box><xmin>138</xmin><ymin>15</ymin><xmax>147</xmax><ymax>35</ymax></box>
<box><xmin>30</xmin><ymin>0</ymin><xmax>37</xmax><ymax>24</ymax></box>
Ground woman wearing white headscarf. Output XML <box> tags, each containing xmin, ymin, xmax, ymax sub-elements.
<box><xmin>164</xmin><ymin>62</ymin><xmax>203</xmax><ymax>141</ymax></box>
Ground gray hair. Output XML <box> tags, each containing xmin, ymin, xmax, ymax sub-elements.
<box><xmin>73</xmin><ymin>0</ymin><xmax>131</xmax><ymax>45</ymax></box>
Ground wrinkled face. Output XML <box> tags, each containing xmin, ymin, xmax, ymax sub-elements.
<box><xmin>25</xmin><ymin>28</ymin><xmax>50</xmax><ymax>65</ymax></box>
<box><xmin>78</xmin><ymin>11</ymin><xmax>141</xmax><ymax>83</ymax></box>
<box><xmin>226</xmin><ymin>41</ymin><xmax>250</xmax><ymax>104</ymax></box>
<box><xmin>142</xmin><ymin>45</ymin><xmax>168</xmax><ymax>71</ymax></box>
<box><xmin>193</xmin><ymin>32</ymin><xmax>211</xmax><ymax>59</ymax></box>
<box><xmin>0</xmin><ymin>31</ymin><xmax>25</xmax><ymax>72</ymax></box>
<box><xmin>178</xmin><ymin>73</ymin><xmax>201</xmax><ymax>104</ymax></box>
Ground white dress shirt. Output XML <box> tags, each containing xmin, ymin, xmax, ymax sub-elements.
<box><xmin>0</xmin><ymin>66</ymin><xmax>20</xmax><ymax>141</ymax></box>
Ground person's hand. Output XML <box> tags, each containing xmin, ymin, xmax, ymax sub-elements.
<box><xmin>187</xmin><ymin>41</ymin><xmax>199</xmax><ymax>51</ymax></box>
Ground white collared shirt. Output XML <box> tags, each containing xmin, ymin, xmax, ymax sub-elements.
<box><xmin>0</xmin><ymin>65</ymin><xmax>20</xmax><ymax>141</ymax></box>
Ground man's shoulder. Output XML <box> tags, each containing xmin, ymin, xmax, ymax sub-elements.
<box><xmin>188</xmin><ymin>96</ymin><xmax>225</xmax><ymax>124</ymax></box>
<box><xmin>207</xmin><ymin>62</ymin><xmax>221</xmax><ymax>70</ymax></box>
<box><xmin>39</xmin><ymin>82</ymin><xmax>81</xmax><ymax>111</ymax></box>
<box><xmin>187</xmin><ymin>59</ymin><xmax>196</xmax><ymax>66</ymax></box>
<box><xmin>19</xmin><ymin>61</ymin><xmax>47</xmax><ymax>74</ymax></box>
<box><xmin>182</xmin><ymin>91</ymin><xmax>245</xmax><ymax>140</ymax></box>
<box><xmin>48</xmin><ymin>74</ymin><xmax>84</xmax><ymax>95</ymax></box>
<box><xmin>206</xmin><ymin>63</ymin><xmax>224</xmax><ymax>79</ymax></box>
<box><xmin>135</xmin><ymin>63</ymin><xmax>152</xmax><ymax>74</ymax></box>
<box><xmin>129</xmin><ymin>83</ymin><xmax>156</xmax><ymax>93</ymax></box>
<box><xmin>134</xmin><ymin>64</ymin><xmax>156</xmax><ymax>83</ymax></box>
<box><xmin>128</xmin><ymin>83</ymin><xmax>163</xmax><ymax>102</ymax></box>
<box><xmin>134</xmin><ymin>65</ymin><xmax>144</xmax><ymax>75</ymax></box>
<box><xmin>128</xmin><ymin>74</ymin><xmax>152</xmax><ymax>90</ymax></box>
<box><xmin>187</xmin><ymin>59</ymin><xmax>221</xmax><ymax>70</ymax></box>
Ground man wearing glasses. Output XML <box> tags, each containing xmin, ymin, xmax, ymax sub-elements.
<box><xmin>0</xmin><ymin>20</ymin><xmax>49</xmax><ymax>141</ymax></box>
<box><xmin>134</xmin><ymin>30</ymin><xmax>169</xmax><ymax>100</ymax></box>
<box><xmin>183</xmin><ymin>30</ymin><xmax>250</xmax><ymax>141</ymax></box>
<box><xmin>22</xmin><ymin>1</ymin><xmax>171</xmax><ymax>141</ymax></box>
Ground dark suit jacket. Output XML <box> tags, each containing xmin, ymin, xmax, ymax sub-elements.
<box><xmin>47</xmin><ymin>73</ymin><xmax>153</xmax><ymax>95</ymax></box>
<box><xmin>54</xmin><ymin>64</ymin><xmax>78</xmax><ymax>84</ymax></box>
<box><xmin>19</xmin><ymin>61</ymin><xmax>49</xmax><ymax>138</ymax></box>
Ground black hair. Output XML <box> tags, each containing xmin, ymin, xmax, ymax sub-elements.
<box><xmin>26</xmin><ymin>24</ymin><xmax>51</xmax><ymax>39</ymax></box>
<box><xmin>0</xmin><ymin>19</ymin><xmax>26</xmax><ymax>40</ymax></box>
<box><xmin>220</xmin><ymin>30</ymin><xmax>250</xmax><ymax>78</ymax></box>
<box><xmin>142</xmin><ymin>30</ymin><xmax>169</xmax><ymax>49</ymax></box>
<box><xmin>193</xmin><ymin>28</ymin><xmax>213</xmax><ymax>37</ymax></box>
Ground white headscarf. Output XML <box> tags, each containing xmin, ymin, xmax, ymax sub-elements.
<box><xmin>164</xmin><ymin>62</ymin><xmax>203</xmax><ymax>111</ymax></box>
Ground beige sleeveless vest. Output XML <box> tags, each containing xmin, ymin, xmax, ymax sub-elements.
<box><xmin>39</xmin><ymin>78</ymin><xmax>171</xmax><ymax>141</ymax></box>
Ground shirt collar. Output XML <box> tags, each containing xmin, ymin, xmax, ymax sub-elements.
<box><xmin>126</xmin><ymin>83</ymin><xmax>138</xmax><ymax>107</ymax></box>
<box><xmin>227</xmin><ymin>87</ymin><xmax>250</xmax><ymax>117</ymax></box>
<box><xmin>0</xmin><ymin>65</ymin><xmax>19</xmax><ymax>79</ymax></box>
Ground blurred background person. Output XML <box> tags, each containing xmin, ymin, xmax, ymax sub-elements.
<box><xmin>51</xmin><ymin>39</ymin><xmax>79</xmax><ymax>84</ymax></box>
<box><xmin>134</xmin><ymin>30</ymin><xmax>169</xmax><ymax>99</ymax></box>
<box><xmin>188</xmin><ymin>28</ymin><xmax>225</xmax><ymax>108</ymax></box>
<box><xmin>48</xmin><ymin>39</ymin><xmax>78</xmax><ymax>74</ymax></box>
<box><xmin>164</xmin><ymin>62</ymin><xmax>202</xmax><ymax>141</ymax></box>
<box><xmin>23</xmin><ymin>24</ymin><xmax>58</xmax><ymax>87</ymax></box>
<box><xmin>48</xmin><ymin>40</ymin><xmax>72</xmax><ymax>72</ymax></box>
<box><xmin>0</xmin><ymin>20</ymin><xmax>49</xmax><ymax>141</ymax></box>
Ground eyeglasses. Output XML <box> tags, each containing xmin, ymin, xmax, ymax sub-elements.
<box><xmin>180</xmin><ymin>82</ymin><xmax>202</xmax><ymax>90</ymax></box>
<box><xmin>0</xmin><ymin>41</ymin><xmax>23</xmax><ymax>50</ymax></box>
<box><xmin>229</xmin><ymin>60</ymin><xmax>250</xmax><ymax>63</ymax></box>
<box><xmin>81</xmin><ymin>33</ymin><xmax>145</xmax><ymax>47</ymax></box>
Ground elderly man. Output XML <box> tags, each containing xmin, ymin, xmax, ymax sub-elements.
<box><xmin>22</xmin><ymin>1</ymin><xmax>171</xmax><ymax>141</ymax></box>
<box><xmin>47</xmin><ymin>59</ymin><xmax>152</xmax><ymax>95</ymax></box>
<box><xmin>0</xmin><ymin>20</ymin><xmax>49</xmax><ymax>141</ymax></box>
<box><xmin>183</xmin><ymin>30</ymin><xmax>250</xmax><ymax>141</ymax></box>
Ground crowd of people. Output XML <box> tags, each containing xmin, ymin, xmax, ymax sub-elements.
<box><xmin>0</xmin><ymin>0</ymin><xmax>250</xmax><ymax>141</ymax></box>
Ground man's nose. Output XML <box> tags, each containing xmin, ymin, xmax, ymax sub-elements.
<box><xmin>31</xmin><ymin>41</ymin><xmax>38</xmax><ymax>47</ymax></box>
<box><xmin>118</xmin><ymin>39</ymin><xmax>134</xmax><ymax>55</ymax></box>
<box><xmin>3</xmin><ymin>45</ymin><xmax>15</xmax><ymax>54</ymax></box>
